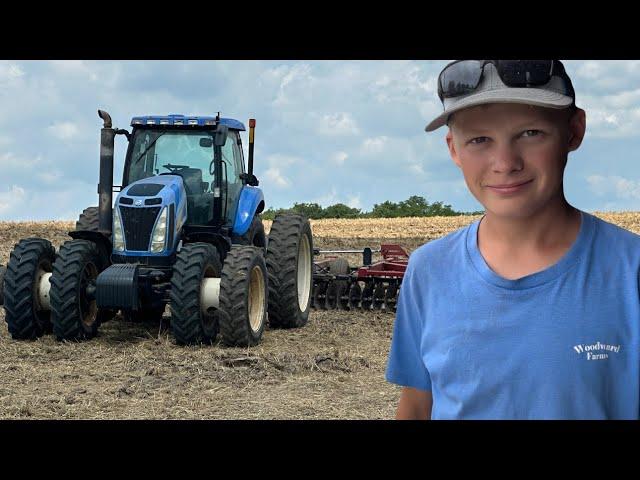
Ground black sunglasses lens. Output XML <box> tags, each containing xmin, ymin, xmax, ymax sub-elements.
<box><xmin>440</xmin><ymin>60</ymin><xmax>484</xmax><ymax>97</ymax></box>
<box><xmin>498</xmin><ymin>60</ymin><xmax>553</xmax><ymax>86</ymax></box>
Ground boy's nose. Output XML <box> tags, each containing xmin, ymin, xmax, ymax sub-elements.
<box><xmin>491</xmin><ymin>144</ymin><xmax>524</xmax><ymax>173</ymax></box>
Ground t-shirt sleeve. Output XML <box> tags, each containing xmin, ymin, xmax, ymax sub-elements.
<box><xmin>385</xmin><ymin>253</ymin><xmax>432</xmax><ymax>391</ymax></box>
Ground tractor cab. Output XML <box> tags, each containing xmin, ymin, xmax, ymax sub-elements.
<box><xmin>123</xmin><ymin>114</ymin><xmax>246</xmax><ymax>228</ymax></box>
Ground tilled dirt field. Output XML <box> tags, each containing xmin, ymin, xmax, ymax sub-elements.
<box><xmin>1</xmin><ymin>213</ymin><xmax>638</xmax><ymax>419</ymax></box>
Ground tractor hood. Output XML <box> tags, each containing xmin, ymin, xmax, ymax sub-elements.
<box><xmin>113</xmin><ymin>175</ymin><xmax>187</xmax><ymax>256</ymax></box>
<box><xmin>120</xmin><ymin>175</ymin><xmax>185</xmax><ymax>208</ymax></box>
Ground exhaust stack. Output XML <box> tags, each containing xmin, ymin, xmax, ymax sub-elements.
<box><xmin>98</xmin><ymin>109</ymin><xmax>115</xmax><ymax>236</ymax></box>
<box><xmin>248</xmin><ymin>119</ymin><xmax>255</xmax><ymax>179</ymax></box>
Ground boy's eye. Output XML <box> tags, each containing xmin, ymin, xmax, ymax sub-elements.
<box><xmin>468</xmin><ymin>136</ymin><xmax>489</xmax><ymax>145</ymax></box>
<box><xmin>522</xmin><ymin>129</ymin><xmax>541</xmax><ymax>137</ymax></box>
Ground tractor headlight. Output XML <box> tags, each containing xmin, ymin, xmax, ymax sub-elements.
<box><xmin>150</xmin><ymin>206</ymin><xmax>167</xmax><ymax>253</ymax></box>
<box><xmin>113</xmin><ymin>207</ymin><xmax>125</xmax><ymax>251</ymax></box>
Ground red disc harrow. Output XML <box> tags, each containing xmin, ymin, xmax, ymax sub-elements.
<box><xmin>312</xmin><ymin>244</ymin><xmax>408</xmax><ymax>312</ymax></box>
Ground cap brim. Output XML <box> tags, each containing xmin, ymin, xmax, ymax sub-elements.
<box><xmin>425</xmin><ymin>88</ymin><xmax>574</xmax><ymax>132</ymax></box>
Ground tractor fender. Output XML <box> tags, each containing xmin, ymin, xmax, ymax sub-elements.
<box><xmin>232</xmin><ymin>186</ymin><xmax>264</xmax><ymax>236</ymax></box>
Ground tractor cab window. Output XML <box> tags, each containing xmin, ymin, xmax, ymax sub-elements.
<box><xmin>222</xmin><ymin>131</ymin><xmax>244</xmax><ymax>226</ymax></box>
<box><xmin>127</xmin><ymin>129</ymin><xmax>216</xmax><ymax>225</ymax></box>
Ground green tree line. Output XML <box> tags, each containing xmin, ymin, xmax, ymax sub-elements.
<box><xmin>261</xmin><ymin>195</ymin><xmax>484</xmax><ymax>220</ymax></box>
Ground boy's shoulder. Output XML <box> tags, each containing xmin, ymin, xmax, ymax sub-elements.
<box><xmin>590</xmin><ymin>212</ymin><xmax>640</xmax><ymax>244</ymax></box>
<box><xmin>589</xmin><ymin>212</ymin><xmax>640</xmax><ymax>265</ymax></box>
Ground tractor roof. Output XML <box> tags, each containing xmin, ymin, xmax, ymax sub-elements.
<box><xmin>130</xmin><ymin>114</ymin><xmax>245</xmax><ymax>130</ymax></box>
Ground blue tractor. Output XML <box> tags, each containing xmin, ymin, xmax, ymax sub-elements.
<box><xmin>0</xmin><ymin>110</ymin><xmax>314</xmax><ymax>347</ymax></box>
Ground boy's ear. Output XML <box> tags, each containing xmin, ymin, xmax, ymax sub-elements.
<box><xmin>567</xmin><ymin>107</ymin><xmax>587</xmax><ymax>152</ymax></box>
<box><xmin>446</xmin><ymin>130</ymin><xmax>462</xmax><ymax>168</ymax></box>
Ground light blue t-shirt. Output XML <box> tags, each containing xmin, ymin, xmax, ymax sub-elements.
<box><xmin>385</xmin><ymin>210</ymin><xmax>640</xmax><ymax>419</ymax></box>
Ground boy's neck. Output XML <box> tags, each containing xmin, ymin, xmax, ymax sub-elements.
<box><xmin>479</xmin><ymin>196</ymin><xmax>581</xmax><ymax>253</ymax></box>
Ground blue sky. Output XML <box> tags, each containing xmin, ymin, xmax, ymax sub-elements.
<box><xmin>0</xmin><ymin>60</ymin><xmax>639</xmax><ymax>221</ymax></box>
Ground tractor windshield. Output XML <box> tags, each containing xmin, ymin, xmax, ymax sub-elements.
<box><xmin>127</xmin><ymin>128</ymin><xmax>221</xmax><ymax>225</ymax></box>
<box><xmin>127</xmin><ymin>129</ymin><xmax>215</xmax><ymax>187</ymax></box>
<box><xmin>125</xmin><ymin>127</ymin><xmax>243</xmax><ymax>227</ymax></box>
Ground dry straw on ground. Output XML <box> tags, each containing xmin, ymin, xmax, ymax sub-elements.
<box><xmin>0</xmin><ymin>211</ymin><xmax>638</xmax><ymax>419</ymax></box>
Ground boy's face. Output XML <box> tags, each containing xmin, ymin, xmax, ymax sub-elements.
<box><xmin>446</xmin><ymin>103</ymin><xmax>586</xmax><ymax>219</ymax></box>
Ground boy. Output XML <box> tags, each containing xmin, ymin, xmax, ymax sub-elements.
<box><xmin>385</xmin><ymin>60</ymin><xmax>640</xmax><ymax>419</ymax></box>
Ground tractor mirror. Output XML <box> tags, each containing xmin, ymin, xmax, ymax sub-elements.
<box><xmin>199</xmin><ymin>137</ymin><xmax>213</xmax><ymax>148</ymax></box>
<box><xmin>214</xmin><ymin>125</ymin><xmax>228</xmax><ymax>147</ymax></box>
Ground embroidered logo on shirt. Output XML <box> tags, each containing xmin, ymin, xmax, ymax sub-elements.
<box><xmin>573</xmin><ymin>342</ymin><xmax>621</xmax><ymax>361</ymax></box>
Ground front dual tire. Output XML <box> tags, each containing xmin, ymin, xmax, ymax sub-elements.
<box><xmin>50</xmin><ymin>240</ymin><xmax>105</xmax><ymax>341</ymax></box>
<box><xmin>169</xmin><ymin>243</ymin><xmax>222</xmax><ymax>345</ymax></box>
<box><xmin>3</xmin><ymin>238</ymin><xmax>56</xmax><ymax>339</ymax></box>
<box><xmin>3</xmin><ymin>237</ymin><xmax>115</xmax><ymax>342</ymax></box>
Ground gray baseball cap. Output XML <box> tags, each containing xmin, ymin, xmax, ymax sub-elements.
<box><xmin>425</xmin><ymin>61</ymin><xmax>576</xmax><ymax>132</ymax></box>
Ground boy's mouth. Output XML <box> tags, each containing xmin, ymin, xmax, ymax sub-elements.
<box><xmin>485</xmin><ymin>179</ymin><xmax>533</xmax><ymax>194</ymax></box>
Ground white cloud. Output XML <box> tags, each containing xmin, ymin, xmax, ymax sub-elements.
<box><xmin>37</xmin><ymin>171</ymin><xmax>63</xmax><ymax>184</ymax></box>
<box><xmin>569</xmin><ymin>60</ymin><xmax>640</xmax><ymax>88</ymax></box>
<box><xmin>8</xmin><ymin>64</ymin><xmax>24</xmax><ymax>78</ymax></box>
<box><xmin>0</xmin><ymin>62</ymin><xmax>25</xmax><ymax>80</ymax></box>
<box><xmin>317</xmin><ymin>112</ymin><xmax>359</xmax><ymax>135</ymax></box>
<box><xmin>586</xmin><ymin>108</ymin><xmax>620</xmax><ymax>128</ymax></box>
<box><xmin>369</xmin><ymin>62</ymin><xmax>439</xmax><ymax>105</ymax></box>
<box><xmin>264</xmin><ymin>168</ymin><xmax>290</xmax><ymax>188</ymax></box>
<box><xmin>346</xmin><ymin>193</ymin><xmax>362</xmax><ymax>209</ymax></box>
<box><xmin>420</xmin><ymin>104</ymin><xmax>442</xmax><ymax>121</ymax></box>
<box><xmin>566</xmin><ymin>61</ymin><xmax>640</xmax><ymax>138</ymax></box>
<box><xmin>47</xmin><ymin>121</ymin><xmax>80</xmax><ymax>141</ymax></box>
<box><xmin>313</xmin><ymin>187</ymin><xmax>339</xmax><ymax>207</ymax></box>
<box><xmin>310</xmin><ymin>189</ymin><xmax>362</xmax><ymax>210</ymax></box>
<box><xmin>374</xmin><ymin>75</ymin><xmax>391</xmax><ymax>87</ymax></box>
<box><xmin>361</xmin><ymin>136</ymin><xmax>388</xmax><ymax>154</ymax></box>
<box><xmin>453</xmin><ymin>179</ymin><xmax>468</xmax><ymax>195</ymax></box>
<box><xmin>576</xmin><ymin>61</ymin><xmax>603</xmax><ymax>79</ymax></box>
<box><xmin>0</xmin><ymin>152</ymin><xmax>40</xmax><ymax>170</ymax></box>
<box><xmin>271</xmin><ymin>63</ymin><xmax>315</xmax><ymax>106</ymax></box>
<box><xmin>586</xmin><ymin>175</ymin><xmax>610</xmax><ymax>196</ymax></box>
<box><xmin>330</xmin><ymin>151</ymin><xmax>348</xmax><ymax>165</ymax></box>
<box><xmin>265</xmin><ymin>153</ymin><xmax>300</xmax><ymax>168</ymax></box>
<box><xmin>577</xmin><ymin>94</ymin><xmax>640</xmax><ymax>138</ymax></box>
<box><xmin>586</xmin><ymin>175</ymin><xmax>640</xmax><ymax>200</ymax></box>
<box><xmin>409</xmin><ymin>163</ymin><xmax>425</xmax><ymax>175</ymax></box>
<box><xmin>605</xmin><ymin>89</ymin><xmax>640</xmax><ymax>109</ymax></box>
<box><xmin>0</xmin><ymin>185</ymin><xmax>26</xmax><ymax>214</ymax></box>
<box><xmin>48</xmin><ymin>60</ymin><xmax>98</xmax><ymax>82</ymax></box>
<box><xmin>0</xmin><ymin>62</ymin><xmax>27</xmax><ymax>93</ymax></box>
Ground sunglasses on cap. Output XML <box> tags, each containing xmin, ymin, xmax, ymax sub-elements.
<box><xmin>437</xmin><ymin>60</ymin><xmax>575</xmax><ymax>102</ymax></box>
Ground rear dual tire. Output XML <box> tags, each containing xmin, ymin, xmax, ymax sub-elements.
<box><xmin>265</xmin><ymin>214</ymin><xmax>313</xmax><ymax>329</ymax></box>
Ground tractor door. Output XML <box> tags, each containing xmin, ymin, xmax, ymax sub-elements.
<box><xmin>221</xmin><ymin>130</ymin><xmax>245</xmax><ymax>227</ymax></box>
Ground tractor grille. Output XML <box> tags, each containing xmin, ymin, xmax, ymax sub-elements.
<box><xmin>119</xmin><ymin>206</ymin><xmax>162</xmax><ymax>251</ymax></box>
